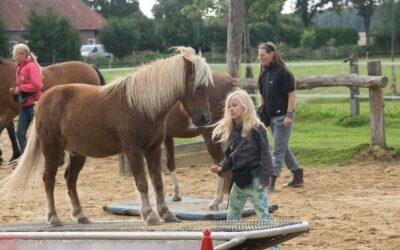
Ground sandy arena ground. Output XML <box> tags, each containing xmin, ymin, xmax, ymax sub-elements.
<box><xmin>0</xmin><ymin>132</ymin><xmax>399</xmax><ymax>249</ymax></box>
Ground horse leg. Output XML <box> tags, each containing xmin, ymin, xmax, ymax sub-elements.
<box><xmin>202</xmin><ymin>130</ymin><xmax>226</xmax><ymax>210</ymax></box>
<box><xmin>0</xmin><ymin>125</ymin><xmax>3</xmax><ymax>165</ymax></box>
<box><xmin>7</xmin><ymin>123</ymin><xmax>21</xmax><ymax>162</ymax></box>
<box><xmin>43</xmin><ymin>152</ymin><xmax>64</xmax><ymax>226</ymax></box>
<box><xmin>64</xmin><ymin>155</ymin><xmax>90</xmax><ymax>224</ymax></box>
<box><xmin>125</xmin><ymin>147</ymin><xmax>160</xmax><ymax>225</ymax></box>
<box><xmin>144</xmin><ymin>146</ymin><xmax>179</xmax><ymax>223</ymax></box>
<box><xmin>164</xmin><ymin>136</ymin><xmax>181</xmax><ymax>201</ymax></box>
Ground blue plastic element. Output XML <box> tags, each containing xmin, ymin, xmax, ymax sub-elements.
<box><xmin>103</xmin><ymin>196</ymin><xmax>256</xmax><ymax>220</ymax></box>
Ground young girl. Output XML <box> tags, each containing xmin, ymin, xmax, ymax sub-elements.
<box><xmin>210</xmin><ymin>89</ymin><xmax>274</xmax><ymax>221</ymax></box>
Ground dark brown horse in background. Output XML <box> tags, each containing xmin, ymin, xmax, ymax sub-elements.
<box><xmin>0</xmin><ymin>47</ymin><xmax>213</xmax><ymax>226</ymax></box>
<box><xmin>164</xmin><ymin>72</ymin><xmax>238</xmax><ymax>210</ymax></box>
<box><xmin>0</xmin><ymin>59</ymin><xmax>105</xmax><ymax>164</ymax></box>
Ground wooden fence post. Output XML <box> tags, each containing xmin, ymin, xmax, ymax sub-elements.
<box><xmin>349</xmin><ymin>55</ymin><xmax>360</xmax><ymax>116</ymax></box>
<box><xmin>367</xmin><ymin>61</ymin><xmax>386</xmax><ymax>148</ymax></box>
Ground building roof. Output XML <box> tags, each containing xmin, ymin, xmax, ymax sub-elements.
<box><xmin>0</xmin><ymin>0</ymin><xmax>105</xmax><ymax>31</ymax></box>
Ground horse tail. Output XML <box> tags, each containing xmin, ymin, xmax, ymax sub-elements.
<box><xmin>92</xmin><ymin>66</ymin><xmax>106</xmax><ymax>86</ymax></box>
<box><xmin>0</xmin><ymin>119</ymin><xmax>42</xmax><ymax>197</ymax></box>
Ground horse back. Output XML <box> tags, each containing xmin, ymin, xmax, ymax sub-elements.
<box><xmin>42</xmin><ymin>61</ymin><xmax>101</xmax><ymax>91</ymax></box>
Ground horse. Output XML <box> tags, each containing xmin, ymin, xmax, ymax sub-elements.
<box><xmin>0</xmin><ymin>47</ymin><xmax>213</xmax><ymax>226</ymax></box>
<box><xmin>164</xmin><ymin>72</ymin><xmax>238</xmax><ymax>210</ymax></box>
<box><xmin>0</xmin><ymin>59</ymin><xmax>105</xmax><ymax>164</ymax></box>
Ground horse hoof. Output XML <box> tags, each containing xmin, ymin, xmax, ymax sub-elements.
<box><xmin>163</xmin><ymin>212</ymin><xmax>180</xmax><ymax>223</ymax></box>
<box><xmin>49</xmin><ymin>217</ymin><xmax>62</xmax><ymax>227</ymax></box>
<box><xmin>208</xmin><ymin>203</ymin><xmax>219</xmax><ymax>211</ymax></box>
<box><xmin>146</xmin><ymin>212</ymin><xmax>161</xmax><ymax>225</ymax></box>
<box><xmin>78</xmin><ymin>217</ymin><xmax>91</xmax><ymax>224</ymax></box>
<box><xmin>172</xmin><ymin>195</ymin><xmax>182</xmax><ymax>202</ymax></box>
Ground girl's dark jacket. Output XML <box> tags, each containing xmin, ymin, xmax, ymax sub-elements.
<box><xmin>218</xmin><ymin>123</ymin><xmax>273</xmax><ymax>185</ymax></box>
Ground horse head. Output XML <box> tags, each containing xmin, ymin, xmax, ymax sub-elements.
<box><xmin>178</xmin><ymin>48</ymin><xmax>214</xmax><ymax>127</ymax></box>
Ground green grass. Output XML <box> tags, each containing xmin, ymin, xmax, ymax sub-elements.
<box><xmin>98</xmin><ymin>59</ymin><xmax>400</xmax><ymax>166</ymax></box>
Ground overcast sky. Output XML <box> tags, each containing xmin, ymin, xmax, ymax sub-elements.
<box><xmin>137</xmin><ymin>0</ymin><xmax>295</xmax><ymax>18</ymax></box>
<box><xmin>138</xmin><ymin>0</ymin><xmax>156</xmax><ymax>18</ymax></box>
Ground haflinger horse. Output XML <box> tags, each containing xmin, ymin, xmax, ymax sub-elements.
<box><xmin>0</xmin><ymin>47</ymin><xmax>213</xmax><ymax>226</ymax></box>
<box><xmin>0</xmin><ymin>59</ymin><xmax>105</xmax><ymax>164</ymax></box>
<box><xmin>164</xmin><ymin>72</ymin><xmax>238</xmax><ymax>210</ymax></box>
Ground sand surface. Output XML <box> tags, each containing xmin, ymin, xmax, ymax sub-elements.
<box><xmin>0</xmin><ymin>132</ymin><xmax>399</xmax><ymax>249</ymax></box>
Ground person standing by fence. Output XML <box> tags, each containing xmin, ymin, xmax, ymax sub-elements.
<box><xmin>9</xmin><ymin>44</ymin><xmax>43</xmax><ymax>155</ymax></box>
<box><xmin>257</xmin><ymin>42</ymin><xmax>304</xmax><ymax>192</ymax></box>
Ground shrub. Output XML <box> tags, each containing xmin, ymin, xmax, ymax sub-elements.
<box><xmin>314</xmin><ymin>27</ymin><xmax>359</xmax><ymax>48</ymax></box>
<box><xmin>336</xmin><ymin>115</ymin><xmax>370</xmax><ymax>127</ymax></box>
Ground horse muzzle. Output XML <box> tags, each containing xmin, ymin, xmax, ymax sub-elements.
<box><xmin>191</xmin><ymin>111</ymin><xmax>211</xmax><ymax>127</ymax></box>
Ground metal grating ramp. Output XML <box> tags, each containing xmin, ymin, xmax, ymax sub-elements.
<box><xmin>0</xmin><ymin>220</ymin><xmax>302</xmax><ymax>232</ymax></box>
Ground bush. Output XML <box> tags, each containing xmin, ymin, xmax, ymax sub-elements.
<box><xmin>314</xmin><ymin>26</ymin><xmax>359</xmax><ymax>48</ymax></box>
<box><xmin>300</xmin><ymin>29</ymin><xmax>317</xmax><ymax>49</ymax></box>
<box><xmin>84</xmin><ymin>50</ymin><xmax>171</xmax><ymax>68</ymax></box>
<box><xmin>335</xmin><ymin>115</ymin><xmax>370</xmax><ymax>127</ymax></box>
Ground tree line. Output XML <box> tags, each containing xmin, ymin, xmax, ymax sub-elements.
<box><xmin>0</xmin><ymin>0</ymin><xmax>398</xmax><ymax>62</ymax></box>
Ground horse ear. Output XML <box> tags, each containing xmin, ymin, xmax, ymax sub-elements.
<box><xmin>182</xmin><ymin>57</ymin><xmax>194</xmax><ymax>75</ymax></box>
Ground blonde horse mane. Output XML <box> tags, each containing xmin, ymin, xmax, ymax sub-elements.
<box><xmin>100</xmin><ymin>47</ymin><xmax>213</xmax><ymax>120</ymax></box>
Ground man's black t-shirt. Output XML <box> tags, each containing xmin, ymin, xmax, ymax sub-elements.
<box><xmin>258</xmin><ymin>63</ymin><xmax>295</xmax><ymax>118</ymax></box>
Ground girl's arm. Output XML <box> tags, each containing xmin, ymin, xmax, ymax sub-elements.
<box><xmin>218</xmin><ymin>144</ymin><xmax>233</xmax><ymax>173</ymax></box>
<box><xmin>258</xmin><ymin>127</ymin><xmax>273</xmax><ymax>185</ymax></box>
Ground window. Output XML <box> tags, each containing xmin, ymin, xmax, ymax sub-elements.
<box><xmin>87</xmin><ymin>38</ymin><xmax>96</xmax><ymax>45</ymax></box>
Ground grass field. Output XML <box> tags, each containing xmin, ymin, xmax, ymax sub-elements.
<box><xmin>99</xmin><ymin>59</ymin><xmax>400</xmax><ymax>166</ymax></box>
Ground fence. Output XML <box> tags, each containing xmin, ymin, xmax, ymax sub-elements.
<box><xmin>239</xmin><ymin>60</ymin><xmax>388</xmax><ymax>148</ymax></box>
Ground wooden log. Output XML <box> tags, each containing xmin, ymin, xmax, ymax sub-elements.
<box><xmin>349</xmin><ymin>55</ymin><xmax>360</xmax><ymax>116</ymax></box>
<box><xmin>367</xmin><ymin>61</ymin><xmax>386</xmax><ymax>148</ymax></box>
<box><xmin>239</xmin><ymin>74</ymin><xmax>388</xmax><ymax>90</ymax></box>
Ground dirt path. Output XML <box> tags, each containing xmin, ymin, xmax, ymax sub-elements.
<box><xmin>0</xmin><ymin>132</ymin><xmax>399</xmax><ymax>249</ymax></box>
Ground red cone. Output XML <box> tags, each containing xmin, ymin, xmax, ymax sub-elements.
<box><xmin>201</xmin><ymin>228</ymin><xmax>214</xmax><ymax>250</ymax></box>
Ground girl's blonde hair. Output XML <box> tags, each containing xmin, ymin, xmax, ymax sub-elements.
<box><xmin>13</xmin><ymin>43</ymin><xmax>43</xmax><ymax>78</ymax></box>
<box><xmin>212</xmin><ymin>88</ymin><xmax>265</xmax><ymax>143</ymax></box>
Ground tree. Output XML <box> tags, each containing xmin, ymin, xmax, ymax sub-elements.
<box><xmin>370</xmin><ymin>0</ymin><xmax>400</xmax><ymax>50</ymax></box>
<box><xmin>349</xmin><ymin>0</ymin><xmax>381</xmax><ymax>45</ymax></box>
<box><xmin>227</xmin><ymin>0</ymin><xmax>245</xmax><ymax>77</ymax></box>
<box><xmin>276</xmin><ymin>14</ymin><xmax>304</xmax><ymax>47</ymax></box>
<box><xmin>182</xmin><ymin>0</ymin><xmax>282</xmax><ymax>77</ymax></box>
<box><xmin>153</xmin><ymin>0</ymin><xmax>205</xmax><ymax>50</ymax></box>
<box><xmin>0</xmin><ymin>18</ymin><xmax>9</xmax><ymax>57</ymax></box>
<box><xmin>99</xmin><ymin>17</ymin><xmax>140</xmax><ymax>59</ymax></box>
<box><xmin>294</xmin><ymin>0</ymin><xmax>343</xmax><ymax>27</ymax></box>
<box><xmin>83</xmin><ymin>0</ymin><xmax>140</xmax><ymax>18</ymax></box>
<box><xmin>23</xmin><ymin>9</ymin><xmax>81</xmax><ymax>64</ymax></box>
<box><xmin>129</xmin><ymin>12</ymin><xmax>162</xmax><ymax>51</ymax></box>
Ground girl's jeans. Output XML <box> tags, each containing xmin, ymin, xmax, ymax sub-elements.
<box><xmin>227</xmin><ymin>177</ymin><xmax>271</xmax><ymax>221</ymax></box>
<box><xmin>17</xmin><ymin>105</ymin><xmax>34</xmax><ymax>154</ymax></box>
<box><xmin>227</xmin><ymin>177</ymin><xmax>281</xmax><ymax>250</ymax></box>
<box><xmin>270</xmin><ymin>114</ymin><xmax>300</xmax><ymax>177</ymax></box>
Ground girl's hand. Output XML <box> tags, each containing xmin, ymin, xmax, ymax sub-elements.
<box><xmin>283</xmin><ymin>116</ymin><xmax>292</xmax><ymax>127</ymax></box>
<box><xmin>10</xmin><ymin>86</ymin><xmax>20</xmax><ymax>95</ymax></box>
<box><xmin>210</xmin><ymin>165</ymin><xmax>222</xmax><ymax>174</ymax></box>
